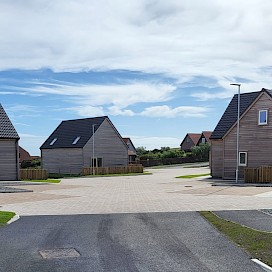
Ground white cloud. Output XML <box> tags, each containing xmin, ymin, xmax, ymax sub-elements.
<box><xmin>0</xmin><ymin>0</ymin><xmax>272</xmax><ymax>89</ymax></box>
<box><xmin>18</xmin><ymin>133</ymin><xmax>46</xmax><ymax>156</ymax></box>
<box><xmin>140</xmin><ymin>105</ymin><xmax>209</xmax><ymax>118</ymax></box>
<box><xmin>126</xmin><ymin>135</ymin><xmax>181</xmax><ymax>150</ymax></box>
<box><xmin>67</xmin><ymin>105</ymin><xmax>105</xmax><ymax>117</ymax></box>
<box><xmin>9</xmin><ymin>81</ymin><xmax>176</xmax><ymax>110</ymax></box>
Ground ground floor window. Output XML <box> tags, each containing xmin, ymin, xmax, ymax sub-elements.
<box><xmin>91</xmin><ymin>157</ymin><xmax>103</xmax><ymax>167</ymax></box>
<box><xmin>239</xmin><ymin>152</ymin><xmax>247</xmax><ymax>166</ymax></box>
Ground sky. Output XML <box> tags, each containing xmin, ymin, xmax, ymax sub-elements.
<box><xmin>1</xmin><ymin>0</ymin><xmax>272</xmax><ymax>155</ymax></box>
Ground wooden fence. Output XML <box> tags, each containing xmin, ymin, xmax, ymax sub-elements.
<box><xmin>20</xmin><ymin>169</ymin><xmax>48</xmax><ymax>180</ymax></box>
<box><xmin>82</xmin><ymin>165</ymin><xmax>144</xmax><ymax>176</ymax></box>
<box><xmin>244</xmin><ymin>166</ymin><xmax>272</xmax><ymax>183</ymax></box>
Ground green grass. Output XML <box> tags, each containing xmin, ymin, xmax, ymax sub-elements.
<box><xmin>200</xmin><ymin>211</ymin><xmax>272</xmax><ymax>266</ymax></box>
<box><xmin>85</xmin><ymin>172</ymin><xmax>152</xmax><ymax>177</ymax></box>
<box><xmin>22</xmin><ymin>179</ymin><xmax>61</xmax><ymax>183</ymax></box>
<box><xmin>0</xmin><ymin>211</ymin><xmax>15</xmax><ymax>226</ymax></box>
<box><xmin>176</xmin><ymin>173</ymin><xmax>210</xmax><ymax>178</ymax></box>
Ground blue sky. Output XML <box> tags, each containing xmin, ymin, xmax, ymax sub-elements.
<box><xmin>1</xmin><ymin>0</ymin><xmax>272</xmax><ymax>155</ymax></box>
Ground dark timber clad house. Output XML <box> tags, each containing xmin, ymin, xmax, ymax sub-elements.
<box><xmin>210</xmin><ymin>88</ymin><xmax>272</xmax><ymax>179</ymax></box>
<box><xmin>40</xmin><ymin>116</ymin><xmax>128</xmax><ymax>174</ymax></box>
<box><xmin>122</xmin><ymin>138</ymin><xmax>137</xmax><ymax>163</ymax></box>
<box><xmin>0</xmin><ymin>103</ymin><xmax>20</xmax><ymax>180</ymax></box>
<box><xmin>180</xmin><ymin>133</ymin><xmax>201</xmax><ymax>152</ymax></box>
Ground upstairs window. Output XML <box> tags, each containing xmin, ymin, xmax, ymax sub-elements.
<box><xmin>201</xmin><ymin>137</ymin><xmax>206</xmax><ymax>144</ymax></box>
<box><xmin>259</xmin><ymin>110</ymin><xmax>268</xmax><ymax>125</ymax></box>
<box><xmin>49</xmin><ymin>138</ymin><xmax>57</xmax><ymax>146</ymax></box>
<box><xmin>72</xmin><ymin>136</ymin><xmax>81</xmax><ymax>145</ymax></box>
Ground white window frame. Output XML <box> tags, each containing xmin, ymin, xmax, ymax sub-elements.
<box><xmin>49</xmin><ymin>138</ymin><xmax>57</xmax><ymax>146</ymax></box>
<box><xmin>72</xmin><ymin>136</ymin><xmax>81</xmax><ymax>145</ymax></box>
<box><xmin>239</xmin><ymin>152</ymin><xmax>247</xmax><ymax>166</ymax></box>
<box><xmin>201</xmin><ymin>137</ymin><xmax>206</xmax><ymax>144</ymax></box>
<box><xmin>258</xmin><ymin>109</ymin><xmax>268</xmax><ymax>125</ymax></box>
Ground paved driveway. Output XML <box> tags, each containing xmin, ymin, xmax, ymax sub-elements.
<box><xmin>1</xmin><ymin>166</ymin><xmax>272</xmax><ymax>215</ymax></box>
<box><xmin>0</xmin><ymin>212</ymin><xmax>262</xmax><ymax>272</ymax></box>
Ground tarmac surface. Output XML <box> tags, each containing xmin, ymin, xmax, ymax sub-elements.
<box><xmin>0</xmin><ymin>212</ymin><xmax>263</xmax><ymax>272</ymax></box>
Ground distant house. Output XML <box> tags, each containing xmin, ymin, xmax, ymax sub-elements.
<box><xmin>180</xmin><ymin>133</ymin><xmax>201</xmax><ymax>152</ymax></box>
<box><xmin>40</xmin><ymin>116</ymin><xmax>128</xmax><ymax>174</ymax></box>
<box><xmin>122</xmin><ymin>138</ymin><xmax>137</xmax><ymax>163</ymax></box>
<box><xmin>196</xmin><ymin>131</ymin><xmax>213</xmax><ymax>146</ymax></box>
<box><xmin>210</xmin><ymin>88</ymin><xmax>272</xmax><ymax>179</ymax></box>
<box><xmin>19</xmin><ymin>146</ymin><xmax>31</xmax><ymax>163</ymax></box>
<box><xmin>0</xmin><ymin>103</ymin><xmax>20</xmax><ymax>180</ymax></box>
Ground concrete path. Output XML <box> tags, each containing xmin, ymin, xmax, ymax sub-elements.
<box><xmin>1</xmin><ymin>166</ymin><xmax>272</xmax><ymax>216</ymax></box>
<box><xmin>214</xmin><ymin>209</ymin><xmax>272</xmax><ymax>232</ymax></box>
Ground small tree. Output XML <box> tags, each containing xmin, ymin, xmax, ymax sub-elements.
<box><xmin>136</xmin><ymin>146</ymin><xmax>148</xmax><ymax>156</ymax></box>
<box><xmin>191</xmin><ymin>143</ymin><xmax>210</xmax><ymax>161</ymax></box>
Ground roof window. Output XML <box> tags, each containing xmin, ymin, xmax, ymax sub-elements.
<box><xmin>49</xmin><ymin>138</ymin><xmax>57</xmax><ymax>146</ymax></box>
<box><xmin>72</xmin><ymin>136</ymin><xmax>81</xmax><ymax>145</ymax></box>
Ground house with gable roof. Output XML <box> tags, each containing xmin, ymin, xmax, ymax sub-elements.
<box><xmin>210</xmin><ymin>88</ymin><xmax>272</xmax><ymax>179</ymax></box>
<box><xmin>0</xmin><ymin>103</ymin><xmax>20</xmax><ymax>180</ymax></box>
<box><xmin>196</xmin><ymin>131</ymin><xmax>213</xmax><ymax>146</ymax></box>
<box><xmin>40</xmin><ymin>116</ymin><xmax>128</xmax><ymax>174</ymax></box>
<box><xmin>180</xmin><ymin>133</ymin><xmax>201</xmax><ymax>152</ymax></box>
<box><xmin>122</xmin><ymin>137</ymin><xmax>137</xmax><ymax>163</ymax></box>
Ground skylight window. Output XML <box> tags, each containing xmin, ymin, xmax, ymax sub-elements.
<box><xmin>49</xmin><ymin>138</ymin><xmax>57</xmax><ymax>146</ymax></box>
<box><xmin>72</xmin><ymin>136</ymin><xmax>81</xmax><ymax>145</ymax></box>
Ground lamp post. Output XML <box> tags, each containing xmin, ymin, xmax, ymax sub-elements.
<box><xmin>92</xmin><ymin>124</ymin><xmax>96</xmax><ymax>175</ymax></box>
<box><xmin>230</xmin><ymin>83</ymin><xmax>241</xmax><ymax>183</ymax></box>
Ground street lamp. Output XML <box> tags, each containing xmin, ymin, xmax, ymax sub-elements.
<box><xmin>230</xmin><ymin>83</ymin><xmax>241</xmax><ymax>183</ymax></box>
<box><xmin>92</xmin><ymin>124</ymin><xmax>97</xmax><ymax>175</ymax></box>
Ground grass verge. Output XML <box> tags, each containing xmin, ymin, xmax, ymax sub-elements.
<box><xmin>200</xmin><ymin>211</ymin><xmax>272</xmax><ymax>266</ymax></box>
<box><xmin>22</xmin><ymin>179</ymin><xmax>61</xmax><ymax>183</ymax></box>
<box><xmin>176</xmin><ymin>173</ymin><xmax>210</xmax><ymax>178</ymax></box>
<box><xmin>0</xmin><ymin>211</ymin><xmax>15</xmax><ymax>226</ymax></box>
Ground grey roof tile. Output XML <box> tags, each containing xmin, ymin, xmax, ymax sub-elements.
<box><xmin>40</xmin><ymin>116</ymin><xmax>107</xmax><ymax>149</ymax></box>
<box><xmin>0</xmin><ymin>104</ymin><xmax>20</xmax><ymax>139</ymax></box>
<box><xmin>210</xmin><ymin>88</ymin><xmax>271</xmax><ymax>139</ymax></box>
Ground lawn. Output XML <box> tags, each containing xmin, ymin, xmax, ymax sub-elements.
<box><xmin>176</xmin><ymin>173</ymin><xmax>210</xmax><ymax>178</ymax></box>
<box><xmin>200</xmin><ymin>211</ymin><xmax>272</xmax><ymax>267</ymax></box>
<box><xmin>0</xmin><ymin>211</ymin><xmax>15</xmax><ymax>226</ymax></box>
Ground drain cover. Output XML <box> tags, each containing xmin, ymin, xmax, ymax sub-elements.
<box><xmin>39</xmin><ymin>248</ymin><xmax>80</xmax><ymax>259</ymax></box>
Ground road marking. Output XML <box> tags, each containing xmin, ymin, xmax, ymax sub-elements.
<box><xmin>252</xmin><ymin>259</ymin><xmax>272</xmax><ymax>272</ymax></box>
<box><xmin>7</xmin><ymin>214</ymin><xmax>20</xmax><ymax>224</ymax></box>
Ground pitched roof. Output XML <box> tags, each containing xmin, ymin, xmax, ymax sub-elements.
<box><xmin>40</xmin><ymin>116</ymin><xmax>108</xmax><ymax>149</ymax></box>
<box><xmin>202</xmin><ymin>131</ymin><xmax>213</xmax><ymax>143</ymax></box>
<box><xmin>188</xmin><ymin>133</ymin><xmax>201</xmax><ymax>145</ymax></box>
<box><xmin>210</xmin><ymin>88</ymin><xmax>272</xmax><ymax>139</ymax></box>
<box><xmin>0</xmin><ymin>103</ymin><xmax>20</xmax><ymax>139</ymax></box>
<box><xmin>122</xmin><ymin>137</ymin><xmax>137</xmax><ymax>153</ymax></box>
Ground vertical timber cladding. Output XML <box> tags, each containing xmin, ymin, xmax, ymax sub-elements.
<box><xmin>223</xmin><ymin>92</ymin><xmax>272</xmax><ymax>179</ymax></box>
<box><xmin>83</xmin><ymin>119</ymin><xmax>128</xmax><ymax>167</ymax></box>
<box><xmin>42</xmin><ymin>148</ymin><xmax>84</xmax><ymax>174</ymax></box>
<box><xmin>210</xmin><ymin>139</ymin><xmax>224</xmax><ymax>178</ymax></box>
<box><xmin>0</xmin><ymin>139</ymin><xmax>18</xmax><ymax>180</ymax></box>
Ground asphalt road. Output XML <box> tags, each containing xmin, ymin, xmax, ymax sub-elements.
<box><xmin>0</xmin><ymin>212</ymin><xmax>262</xmax><ymax>272</ymax></box>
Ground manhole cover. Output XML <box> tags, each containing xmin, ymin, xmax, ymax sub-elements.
<box><xmin>39</xmin><ymin>248</ymin><xmax>80</xmax><ymax>259</ymax></box>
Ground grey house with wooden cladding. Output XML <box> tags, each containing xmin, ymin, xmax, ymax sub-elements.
<box><xmin>210</xmin><ymin>88</ymin><xmax>272</xmax><ymax>179</ymax></box>
<box><xmin>40</xmin><ymin>116</ymin><xmax>128</xmax><ymax>174</ymax></box>
<box><xmin>0</xmin><ymin>103</ymin><xmax>20</xmax><ymax>180</ymax></box>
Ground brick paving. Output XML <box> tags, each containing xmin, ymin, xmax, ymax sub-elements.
<box><xmin>0</xmin><ymin>166</ymin><xmax>272</xmax><ymax>216</ymax></box>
